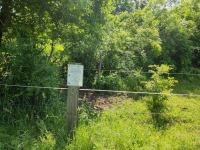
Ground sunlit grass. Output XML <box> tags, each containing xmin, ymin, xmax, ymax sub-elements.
<box><xmin>66</xmin><ymin>95</ymin><xmax>200</xmax><ymax>149</ymax></box>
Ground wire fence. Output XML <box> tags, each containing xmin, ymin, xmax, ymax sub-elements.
<box><xmin>1</xmin><ymin>65</ymin><xmax>200</xmax><ymax>76</ymax></box>
<box><xmin>1</xmin><ymin>63</ymin><xmax>200</xmax><ymax>121</ymax></box>
<box><xmin>1</xmin><ymin>84</ymin><xmax>200</xmax><ymax>96</ymax></box>
<box><xmin>1</xmin><ymin>83</ymin><xmax>200</xmax><ymax>117</ymax></box>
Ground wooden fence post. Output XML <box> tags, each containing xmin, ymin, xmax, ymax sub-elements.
<box><xmin>66</xmin><ymin>63</ymin><xmax>83</xmax><ymax>137</ymax></box>
<box><xmin>67</xmin><ymin>86</ymin><xmax>79</xmax><ymax>137</ymax></box>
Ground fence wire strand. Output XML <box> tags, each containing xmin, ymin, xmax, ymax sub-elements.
<box><xmin>1</xmin><ymin>66</ymin><xmax>200</xmax><ymax>75</ymax></box>
<box><xmin>1</xmin><ymin>84</ymin><xmax>200</xmax><ymax>97</ymax></box>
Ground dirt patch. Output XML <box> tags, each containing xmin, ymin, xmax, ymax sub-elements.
<box><xmin>78</xmin><ymin>91</ymin><xmax>129</xmax><ymax>111</ymax></box>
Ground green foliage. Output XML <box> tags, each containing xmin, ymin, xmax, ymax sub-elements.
<box><xmin>1</xmin><ymin>0</ymin><xmax>200</xmax><ymax>83</ymax></box>
<box><xmin>123</xmin><ymin>68</ymin><xmax>146</xmax><ymax>92</ymax></box>
<box><xmin>1</xmin><ymin>0</ymin><xmax>200</xmax><ymax>149</ymax></box>
<box><xmin>91</xmin><ymin>69</ymin><xmax>146</xmax><ymax>94</ymax></box>
<box><xmin>158</xmin><ymin>14</ymin><xmax>195</xmax><ymax>71</ymax></box>
<box><xmin>125</xmin><ymin>9</ymin><xmax>162</xmax><ymax>69</ymax></box>
<box><xmin>143</xmin><ymin>65</ymin><xmax>178</xmax><ymax>120</ymax></box>
<box><xmin>0</xmin><ymin>41</ymin><xmax>63</xmax><ymax>120</ymax></box>
<box><xmin>1</xmin><ymin>77</ymin><xmax>200</xmax><ymax>149</ymax></box>
<box><xmin>93</xmin><ymin>72</ymin><xmax>125</xmax><ymax>90</ymax></box>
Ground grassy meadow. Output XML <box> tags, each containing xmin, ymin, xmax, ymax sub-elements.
<box><xmin>0</xmin><ymin>76</ymin><xmax>200</xmax><ymax>149</ymax></box>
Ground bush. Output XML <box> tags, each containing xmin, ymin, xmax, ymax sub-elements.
<box><xmin>123</xmin><ymin>68</ymin><xmax>146</xmax><ymax>92</ymax></box>
<box><xmin>0</xmin><ymin>41</ymin><xmax>63</xmax><ymax>122</ymax></box>
<box><xmin>143</xmin><ymin>65</ymin><xmax>178</xmax><ymax>119</ymax></box>
<box><xmin>92</xmin><ymin>72</ymin><xmax>125</xmax><ymax>90</ymax></box>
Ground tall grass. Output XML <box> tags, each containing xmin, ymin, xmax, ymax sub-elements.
<box><xmin>1</xmin><ymin>77</ymin><xmax>200</xmax><ymax>149</ymax></box>
<box><xmin>66</xmin><ymin>97</ymin><xmax>200</xmax><ymax>149</ymax></box>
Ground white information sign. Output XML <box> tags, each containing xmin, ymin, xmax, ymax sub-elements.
<box><xmin>67</xmin><ymin>64</ymin><xmax>84</xmax><ymax>86</ymax></box>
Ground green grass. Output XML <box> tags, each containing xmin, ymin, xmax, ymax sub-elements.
<box><xmin>67</xmin><ymin>95</ymin><xmax>200</xmax><ymax>149</ymax></box>
<box><xmin>1</xmin><ymin>77</ymin><xmax>200</xmax><ymax>149</ymax></box>
<box><xmin>173</xmin><ymin>76</ymin><xmax>200</xmax><ymax>95</ymax></box>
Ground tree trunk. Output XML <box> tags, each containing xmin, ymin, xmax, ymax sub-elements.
<box><xmin>0</xmin><ymin>30</ymin><xmax>2</xmax><ymax>48</ymax></box>
<box><xmin>48</xmin><ymin>40</ymin><xmax>54</xmax><ymax>62</ymax></box>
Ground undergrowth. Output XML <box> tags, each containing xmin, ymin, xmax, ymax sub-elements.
<box><xmin>0</xmin><ymin>75</ymin><xmax>200</xmax><ymax>149</ymax></box>
<box><xmin>67</xmin><ymin>98</ymin><xmax>200</xmax><ymax>149</ymax></box>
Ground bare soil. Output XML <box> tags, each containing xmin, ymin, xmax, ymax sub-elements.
<box><xmin>78</xmin><ymin>90</ymin><xmax>129</xmax><ymax>111</ymax></box>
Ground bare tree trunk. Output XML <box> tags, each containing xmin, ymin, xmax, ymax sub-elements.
<box><xmin>48</xmin><ymin>40</ymin><xmax>54</xmax><ymax>62</ymax></box>
<box><xmin>0</xmin><ymin>31</ymin><xmax>2</xmax><ymax>47</ymax></box>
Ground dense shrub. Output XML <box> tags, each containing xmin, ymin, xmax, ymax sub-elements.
<box><xmin>0</xmin><ymin>41</ymin><xmax>63</xmax><ymax>121</ymax></box>
<box><xmin>92</xmin><ymin>72</ymin><xmax>125</xmax><ymax>90</ymax></box>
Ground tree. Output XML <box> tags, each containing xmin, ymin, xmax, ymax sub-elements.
<box><xmin>0</xmin><ymin>0</ymin><xmax>92</xmax><ymax>118</ymax></box>
<box><xmin>0</xmin><ymin>0</ymin><xmax>52</xmax><ymax>47</ymax></box>
<box><xmin>112</xmin><ymin>0</ymin><xmax>148</xmax><ymax>15</ymax></box>
<box><xmin>154</xmin><ymin>0</ymin><xmax>197</xmax><ymax>72</ymax></box>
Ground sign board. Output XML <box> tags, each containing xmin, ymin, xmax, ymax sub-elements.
<box><xmin>67</xmin><ymin>64</ymin><xmax>84</xmax><ymax>86</ymax></box>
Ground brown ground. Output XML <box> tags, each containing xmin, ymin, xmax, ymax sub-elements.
<box><xmin>59</xmin><ymin>87</ymin><xmax>139</xmax><ymax>111</ymax></box>
<box><xmin>78</xmin><ymin>91</ymin><xmax>129</xmax><ymax>111</ymax></box>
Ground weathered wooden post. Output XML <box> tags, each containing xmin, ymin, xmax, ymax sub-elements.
<box><xmin>66</xmin><ymin>63</ymin><xmax>84</xmax><ymax>137</ymax></box>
